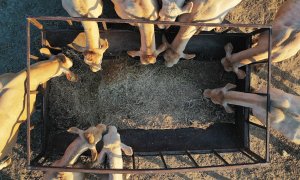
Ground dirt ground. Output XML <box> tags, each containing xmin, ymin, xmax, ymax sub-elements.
<box><xmin>1</xmin><ymin>0</ymin><xmax>300</xmax><ymax>179</ymax></box>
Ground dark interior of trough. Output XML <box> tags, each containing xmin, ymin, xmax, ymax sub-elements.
<box><xmin>41</xmin><ymin>28</ymin><xmax>251</xmax><ymax>156</ymax></box>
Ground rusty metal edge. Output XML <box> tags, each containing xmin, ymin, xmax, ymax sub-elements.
<box><xmin>26</xmin><ymin>16</ymin><xmax>272</xmax><ymax>29</ymax></box>
<box><xmin>28</xmin><ymin>162</ymin><xmax>268</xmax><ymax>174</ymax></box>
<box><xmin>25</xmin><ymin>16</ymin><xmax>272</xmax><ymax>172</ymax></box>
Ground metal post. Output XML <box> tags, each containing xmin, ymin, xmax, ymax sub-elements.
<box><xmin>212</xmin><ymin>150</ymin><xmax>229</xmax><ymax>165</ymax></box>
<box><xmin>239</xmin><ymin>149</ymin><xmax>257</xmax><ymax>163</ymax></box>
<box><xmin>265</xmin><ymin>28</ymin><xmax>272</xmax><ymax>162</ymax></box>
<box><xmin>185</xmin><ymin>150</ymin><xmax>199</xmax><ymax>167</ymax></box>
<box><xmin>26</xmin><ymin>18</ymin><xmax>32</xmax><ymax>167</ymax></box>
<box><xmin>159</xmin><ymin>152</ymin><xmax>168</xmax><ymax>169</ymax></box>
<box><xmin>132</xmin><ymin>152</ymin><xmax>136</xmax><ymax>169</ymax></box>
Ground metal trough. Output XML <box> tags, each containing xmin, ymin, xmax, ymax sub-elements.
<box><xmin>26</xmin><ymin>16</ymin><xmax>272</xmax><ymax>174</ymax></box>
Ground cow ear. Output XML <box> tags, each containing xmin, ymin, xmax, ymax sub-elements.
<box><xmin>181</xmin><ymin>2</ymin><xmax>193</xmax><ymax>14</ymax></box>
<box><xmin>56</xmin><ymin>53</ymin><xmax>67</xmax><ymax>63</ymax></box>
<box><xmin>96</xmin><ymin>124</ymin><xmax>107</xmax><ymax>133</ymax></box>
<box><xmin>100</xmin><ymin>39</ymin><xmax>109</xmax><ymax>51</ymax></box>
<box><xmin>40</xmin><ymin>48</ymin><xmax>52</xmax><ymax>58</ymax></box>
<box><xmin>182</xmin><ymin>53</ymin><xmax>196</xmax><ymax>60</ymax></box>
<box><xmin>71</xmin><ymin>43</ymin><xmax>86</xmax><ymax>52</ymax></box>
<box><xmin>65</xmin><ymin>71</ymin><xmax>78</xmax><ymax>82</ymax></box>
<box><xmin>224</xmin><ymin>104</ymin><xmax>235</xmax><ymax>113</ymax></box>
<box><xmin>127</xmin><ymin>50</ymin><xmax>141</xmax><ymax>58</ymax></box>
<box><xmin>68</xmin><ymin>127</ymin><xmax>82</xmax><ymax>134</ymax></box>
<box><xmin>203</xmin><ymin>89</ymin><xmax>212</xmax><ymax>98</ymax></box>
<box><xmin>236</xmin><ymin>69</ymin><xmax>246</xmax><ymax>79</ymax></box>
<box><xmin>224</xmin><ymin>43</ymin><xmax>233</xmax><ymax>58</ymax></box>
<box><xmin>224</xmin><ymin>83</ymin><xmax>237</xmax><ymax>91</ymax></box>
<box><xmin>121</xmin><ymin>143</ymin><xmax>133</xmax><ymax>156</ymax></box>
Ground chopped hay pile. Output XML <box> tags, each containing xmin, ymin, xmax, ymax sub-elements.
<box><xmin>49</xmin><ymin>48</ymin><xmax>236</xmax><ymax>131</ymax></box>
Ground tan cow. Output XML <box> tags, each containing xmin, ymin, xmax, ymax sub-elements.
<box><xmin>44</xmin><ymin>124</ymin><xmax>107</xmax><ymax>180</ymax></box>
<box><xmin>221</xmin><ymin>0</ymin><xmax>300</xmax><ymax>79</ymax></box>
<box><xmin>111</xmin><ymin>0</ymin><xmax>167</xmax><ymax>65</ymax></box>
<box><xmin>62</xmin><ymin>0</ymin><xmax>109</xmax><ymax>72</ymax></box>
<box><xmin>204</xmin><ymin>83</ymin><xmax>300</xmax><ymax>144</ymax></box>
<box><xmin>162</xmin><ymin>0</ymin><xmax>242</xmax><ymax>67</ymax></box>
<box><xmin>0</xmin><ymin>49</ymin><xmax>77</xmax><ymax>170</ymax></box>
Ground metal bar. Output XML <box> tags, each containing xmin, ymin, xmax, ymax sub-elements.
<box><xmin>27</xmin><ymin>16</ymin><xmax>272</xmax><ymax>29</ymax></box>
<box><xmin>253</xmin><ymin>93</ymin><xmax>268</xmax><ymax>96</ymax></box>
<box><xmin>249</xmin><ymin>60</ymin><xmax>268</xmax><ymax>65</ymax></box>
<box><xmin>102</xmin><ymin>22</ymin><xmax>108</xmax><ymax>30</ymax></box>
<box><xmin>30</xmin><ymin>54</ymin><xmax>39</xmax><ymax>60</ymax></box>
<box><xmin>134</xmin><ymin>149</ymin><xmax>241</xmax><ymax>157</ymax></box>
<box><xmin>188</xmin><ymin>149</ymin><xmax>213</xmax><ymax>154</ymax></box>
<box><xmin>185</xmin><ymin>150</ymin><xmax>199</xmax><ymax>167</ymax></box>
<box><xmin>249</xmin><ymin>121</ymin><xmax>266</xmax><ymax>129</ymax></box>
<box><xmin>134</xmin><ymin>152</ymin><xmax>160</xmax><ymax>157</ymax></box>
<box><xmin>239</xmin><ymin>149</ymin><xmax>257</xmax><ymax>163</ymax></box>
<box><xmin>43</xmin><ymin>28</ymin><xmax>251</xmax><ymax>38</ymax></box>
<box><xmin>244</xmin><ymin>148</ymin><xmax>265</xmax><ymax>163</ymax></box>
<box><xmin>26</xmin><ymin>19</ymin><xmax>32</xmax><ymax>166</ymax></box>
<box><xmin>250</xmin><ymin>28</ymin><xmax>269</xmax><ymax>36</ymax></box>
<box><xmin>159</xmin><ymin>152</ymin><xmax>168</xmax><ymax>169</ymax></box>
<box><xmin>265</xmin><ymin>27</ymin><xmax>272</xmax><ymax>162</ymax></box>
<box><xmin>28</xmin><ymin>162</ymin><xmax>268</xmax><ymax>174</ymax></box>
<box><xmin>41</xmin><ymin>30</ymin><xmax>46</xmax><ymax>47</ymax></box>
<box><xmin>29</xmin><ymin>18</ymin><xmax>43</xmax><ymax>30</ymax></box>
<box><xmin>132</xmin><ymin>152</ymin><xmax>136</xmax><ymax>170</ymax></box>
<box><xmin>41</xmin><ymin>83</ymin><xmax>49</xmax><ymax>156</ymax></box>
<box><xmin>212</xmin><ymin>150</ymin><xmax>229</xmax><ymax>165</ymax></box>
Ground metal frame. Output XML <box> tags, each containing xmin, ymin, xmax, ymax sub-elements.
<box><xmin>26</xmin><ymin>16</ymin><xmax>272</xmax><ymax>174</ymax></box>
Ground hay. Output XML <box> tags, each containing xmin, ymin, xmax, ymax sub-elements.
<box><xmin>49</xmin><ymin>48</ymin><xmax>236</xmax><ymax>131</ymax></box>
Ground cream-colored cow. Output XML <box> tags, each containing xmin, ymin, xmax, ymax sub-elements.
<box><xmin>62</xmin><ymin>0</ymin><xmax>109</xmax><ymax>72</ymax></box>
<box><xmin>162</xmin><ymin>0</ymin><xmax>242</xmax><ymax>67</ymax></box>
<box><xmin>222</xmin><ymin>0</ymin><xmax>300</xmax><ymax>79</ymax></box>
<box><xmin>0</xmin><ymin>49</ymin><xmax>77</xmax><ymax>170</ymax></box>
<box><xmin>111</xmin><ymin>0</ymin><xmax>167</xmax><ymax>65</ymax></box>
<box><xmin>44</xmin><ymin>124</ymin><xmax>106</xmax><ymax>180</ymax></box>
<box><xmin>204</xmin><ymin>83</ymin><xmax>300</xmax><ymax>144</ymax></box>
<box><xmin>97</xmin><ymin>126</ymin><xmax>133</xmax><ymax>180</ymax></box>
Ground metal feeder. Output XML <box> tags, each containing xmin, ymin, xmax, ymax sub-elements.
<box><xmin>26</xmin><ymin>16</ymin><xmax>272</xmax><ymax>174</ymax></box>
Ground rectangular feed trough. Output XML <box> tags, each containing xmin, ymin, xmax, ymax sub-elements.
<box><xmin>26</xmin><ymin>17</ymin><xmax>272</xmax><ymax>174</ymax></box>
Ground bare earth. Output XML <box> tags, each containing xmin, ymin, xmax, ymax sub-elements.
<box><xmin>0</xmin><ymin>0</ymin><xmax>300</xmax><ymax>179</ymax></box>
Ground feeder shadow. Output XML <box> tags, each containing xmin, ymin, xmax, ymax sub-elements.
<box><xmin>255</xmin><ymin>64</ymin><xmax>299</xmax><ymax>95</ymax></box>
<box><xmin>249</xmin><ymin>125</ymin><xmax>300</xmax><ymax>160</ymax></box>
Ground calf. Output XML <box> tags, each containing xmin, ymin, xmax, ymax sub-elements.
<box><xmin>44</xmin><ymin>124</ymin><xmax>107</xmax><ymax>180</ymax></box>
<box><xmin>97</xmin><ymin>126</ymin><xmax>133</xmax><ymax>180</ymax></box>
<box><xmin>62</xmin><ymin>0</ymin><xmax>109</xmax><ymax>72</ymax></box>
<box><xmin>158</xmin><ymin>0</ymin><xmax>193</xmax><ymax>29</ymax></box>
<box><xmin>111</xmin><ymin>0</ymin><xmax>167</xmax><ymax>65</ymax></box>
<box><xmin>162</xmin><ymin>0</ymin><xmax>242</xmax><ymax>67</ymax></box>
<box><xmin>222</xmin><ymin>0</ymin><xmax>300</xmax><ymax>79</ymax></box>
<box><xmin>204</xmin><ymin>84</ymin><xmax>300</xmax><ymax>144</ymax></box>
<box><xmin>0</xmin><ymin>49</ymin><xmax>77</xmax><ymax>170</ymax></box>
